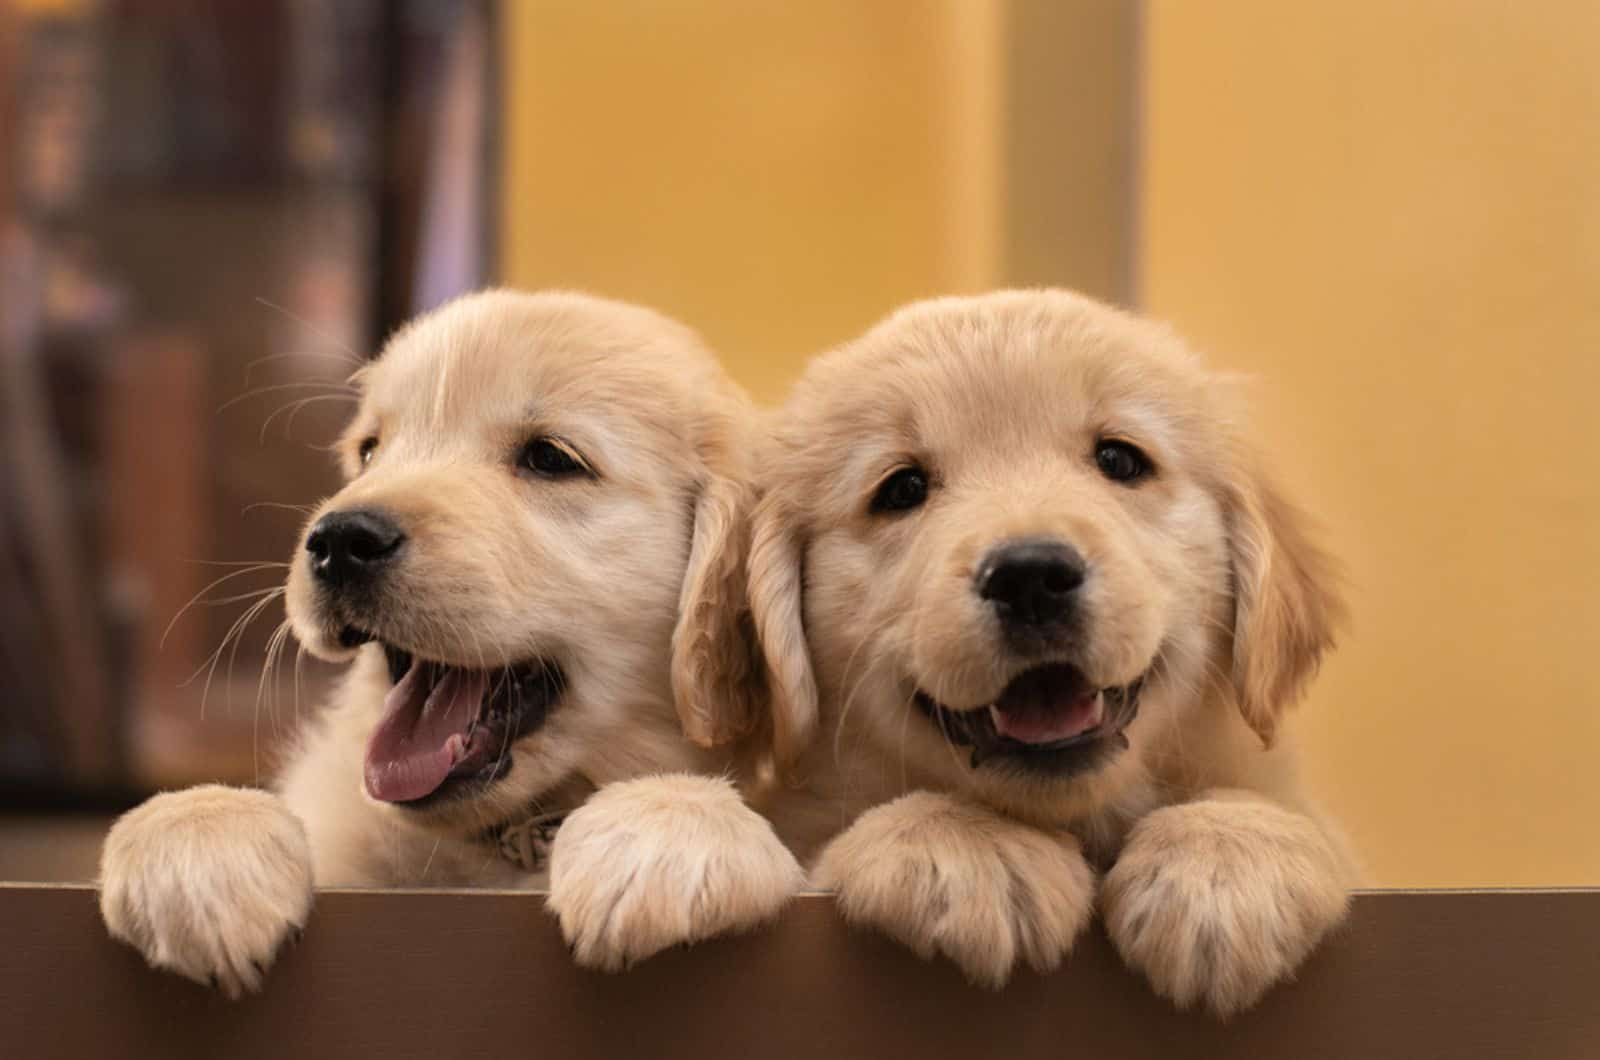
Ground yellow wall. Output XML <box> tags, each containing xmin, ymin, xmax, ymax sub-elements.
<box><xmin>499</xmin><ymin>0</ymin><xmax>1003</xmax><ymax>404</ymax></box>
<box><xmin>1142</xmin><ymin>2</ymin><xmax>1600</xmax><ymax>885</ymax></box>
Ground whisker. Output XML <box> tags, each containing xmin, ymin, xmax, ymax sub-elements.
<box><xmin>162</xmin><ymin>566</ymin><xmax>289</xmax><ymax>649</ymax></box>
<box><xmin>242</xmin><ymin>350</ymin><xmax>363</xmax><ymax>387</ymax></box>
<box><xmin>179</xmin><ymin>558</ymin><xmax>291</xmax><ymax>568</ymax></box>
<box><xmin>222</xmin><ymin>586</ymin><xmax>271</xmax><ymax>721</ymax></box>
<box><xmin>241</xmin><ymin>501</ymin><xmax>318</xmax><ymax>518</ymax></box>
<box><xmin>217</xmin><ymin>380</ymin><xmax>358</xmax><ymax>416</ymax></box>
<box><xmin>929</xmin><ymin>670</ymin><xmax>971</xmax><ymax>776</ymax></box>
<box><xmin>195</xmin><ymin>587</ymin><xmax>289</xmax><ymax>609</ymax></box>
<box><xmin>292</xmin><ymin>639</ymin><xmax>309</xmax><ymax>725</ymax></box>
<box><xmin>255</xmin><ymin>619</ymin><xmax>294</xmax><ymax>782</ymax></box>
<box><xmin>896</xmin><ymin>683</ymin><xmax>915</xmax><ymax>792</ymax></box>
<box><xmin>187</xmin><ymin>590</ymin><xmax>283</xmax><ymax>723</ymax></box>
<box><xmin>259</xmin><ymin>393</ymin><xmax>358</xmax><ymax>444</ymax></box>
<box><xmin>181</xmin><ymin>589</ymin><xmax>284</xmax><ymax>689</ymax></box>
<box><xmin>253</xmin><ymin>296</ymin><xmax>364</xmax><ymax>362</ymax></box>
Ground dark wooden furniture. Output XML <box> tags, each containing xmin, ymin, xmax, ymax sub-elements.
<box><xmin>3</xmin><ymin>887</ymin><xmax>1596</xmax><ymax>1059</ymax></box>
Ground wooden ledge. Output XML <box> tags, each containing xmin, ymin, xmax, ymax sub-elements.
<box><xmin>3</xmin><ymin>886</ymin><xmax>1597</xmax><ymax>1059</ymax></box>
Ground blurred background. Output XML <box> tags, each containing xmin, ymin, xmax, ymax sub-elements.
<box><xmin>1</xmin><ymin>1</ymin><xmax>1595</xmax><ymax>888</ymax></box>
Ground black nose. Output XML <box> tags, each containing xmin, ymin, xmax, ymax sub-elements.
<box><xmin>976</xmin><ymin>538</ymin><xmax>1086</xmax><ymax>628</ymax></box>
<box><xmin>305</xmin><ymin>509</ymin><xmax>405</xmax><ymax>587</ymax></box>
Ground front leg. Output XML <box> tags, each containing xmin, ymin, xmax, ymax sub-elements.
<box><xmin>99</xmin><ymin>785</ymin><xmax>314</xmax><ymax>998</ymax></box>
<box><xmin>1101</xmin><ymin>788</ymin><xmax>1355</xmax><ymax>1018</ymax></box>
<box><xmin>813</xmin><ymin>791</ymin><xmax>1096</xmax><ymax>988</ymax></box>
<box><xmin>547</xmin><ymin>774</ymin><xmax>804</xmax><ymax>970</ymax></box>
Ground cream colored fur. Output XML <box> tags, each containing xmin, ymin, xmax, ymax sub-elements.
<box><xmin>100</xmin><ymin>290</ymin><xmax>799</xmax><ymax>992</ymax></box>
<box><xmin>99</xmin><ymin>786</ymin><xmax>312</xmax><ymax>999</ymax></box>
<box><xmin>813</xmin><ymin>791</ymin><xmax>1096</xmax><ymax>988</ymax></box>
<box><xmin>731</xmin><ymin>289</ymin><xmax>1356</xmax><ymax>1016</ymax></box>
<box><xmin>548</xmin><ymin>774</ymin><xmax>802</xmax><ymax>970</ymax></box>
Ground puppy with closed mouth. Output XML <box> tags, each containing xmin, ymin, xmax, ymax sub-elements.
<box><xmin>550</xmin><ymin>288</ymin><xmax>1355</xmax><ymax>1011</ymax></box>
<box><xmin>99</xmin><ymin>290</ymin><xmax>801</xmax><ymax>996</ymax></box>
<box><xmin>547</xmin><ymin>288</ymin><xmax>1350</xmax><ymax>1011</ymax></box>
<box><xmin>728</xmin><ymin>289</ymin><xmax>1355</xmax><ymax>1016</ymax></box>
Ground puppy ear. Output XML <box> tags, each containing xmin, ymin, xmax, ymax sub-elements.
<box><xmin>747</xmin><ymin>492</ymin><xmax>817</xmax><ymax>777</ymax></box>
<box><xmin>671</xmin><ymin>461</ymin><xmax>764</xmax><ymax>749</ymax></box>
<box><xmin>1225</xmin><ymin>457</ymin><xmax>1346</xmax><ymax>747</ymax></box>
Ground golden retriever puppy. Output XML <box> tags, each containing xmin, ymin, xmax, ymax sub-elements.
<box><xmin>99</xmin><ymin>290</ymin><xmax>800</xmax><ymax>996</ymax></box>
<box><xmin>733</xmin><ymin>289</ymin><xmax>1356</xmax><ymax>1016</ymax></box>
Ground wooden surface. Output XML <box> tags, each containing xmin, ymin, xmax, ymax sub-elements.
<box><xmin>2</xmin><ymin>886</ymin><xmax>1597</xmax><ymax>1059</ymax></box>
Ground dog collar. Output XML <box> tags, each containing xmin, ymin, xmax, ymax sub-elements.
<box><xmin>484</xmin><ymin>774</ymin><xmax>598</xmax><ymax>873</ymax></box>
<box><xmin>493</xmin><ymin>811</ymin><xmax>566</xmax><ymax>872</ymax></box>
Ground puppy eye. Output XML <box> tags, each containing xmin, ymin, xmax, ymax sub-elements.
<box><xmin>358</xmin><ymin>436</ymin><xmax>379</xmax><ymax>466</ymax></box>
<box><xmin>1094</xmin><ymin>439</ymin><xmax>1151</xmax><ymax>484</ymax></box>
<box><xmin>871</xmin><ymin>465</ymin><xmax>930</xmax><ymax>514</ymax></box>
<box><xmin>521</xmin><ymin>437</ymin><xmax>587</xmax><ymax>478</ymax></box>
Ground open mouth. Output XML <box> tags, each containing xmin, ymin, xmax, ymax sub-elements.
<box><xmin>354</xmin><ymin>634</ymin><xmax>564</xmax><ymax>807</ymax></box>
<box><xmin>914</xmin><ymin>661</ymin><xmax>1143</xmax><ymax>775</ymax></box>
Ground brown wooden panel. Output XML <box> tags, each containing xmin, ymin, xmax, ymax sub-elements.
<box><xmin>1003</xmin><ymin>0</ymin><xmax>1140</xmax><ymax>304</ymax></box>
<box><xmin>1</xmin><ymin>887</ymin><xmax>1596</xmax><ymax>1059</ymax></box>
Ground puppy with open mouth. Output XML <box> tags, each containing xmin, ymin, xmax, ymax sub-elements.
<box><xmin>99</xmin><ymin>290</ymin><xmax>800</xmax><ymax>996</ymax></box>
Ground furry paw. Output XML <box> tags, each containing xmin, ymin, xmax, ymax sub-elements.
<box><xmin>813</xmin><ymin>792</ymin><xmax>1095</xmax><ymax>988</ymax></box>
<box><xmin>1101</xmin><ymin>792</ymin><xmax>1352</xmax><ymax>1018</ymax></box>
<box><xmin>547</xmin><ymin>774</ymin><xmax>804</xmax><ymax>970</ymax></box>
<box><xmin>99</xmin><ymin>785</ymin><xmax>314</xmax><ymax>998</ymax></box>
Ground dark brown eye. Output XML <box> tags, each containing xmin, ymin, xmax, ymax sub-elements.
<box><xmin>521</xmin><ymin>437</ymin><xmax>585</xmax><ymax>477</ymax></box>
<box><xmin>358</xmin><ymin>436</ymin><xmax>379</xmax><ymax>466</ymax></box>
<box><xmin>1094</xmin><ymin>439</ymin><xmax>1151</xmax><ymax>483</ymax></box>
<box><xmin>871</xmin><ymin>465</ymin><xmax>930</xmax><ymax>514</ymax></box>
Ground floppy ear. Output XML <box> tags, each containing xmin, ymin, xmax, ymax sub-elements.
<box><xmin>747</xmin><ymin>492</ymin><xmax>817</xmax><ymax>778</ymax></box>
<box><xmin>1225</xmin><ymin>457</ymin><xmax>1346</xmax><ymax>747</ymax></box>
<box><xmin>671</xmin><ymin>462</ymin><xmax>764</xmax><ymax>749</ymax></box>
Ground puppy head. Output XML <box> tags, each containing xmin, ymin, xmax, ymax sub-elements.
<box><xmin>285</xmin><ymin>290</ymin><xmax>760</xmax><ymax>833</ymax></box>
<box><xmin>752</xmin><ymin>290</ymin><xmax>1342</xmax><ymax>812</ymax></box>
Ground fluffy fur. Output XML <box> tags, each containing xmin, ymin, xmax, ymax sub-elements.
<box><xmin>99</xmin><ymin>786</ymin><xmax>312</xmax><ymax>999</ymax></box>
<box><xmin>548</xmin><ymin>774</ymin><xmax>804</xmax><ymax>970</ymax></box>
<box><xmin>729</xmin><ymin>289</ymin><xmax>1357</xmax><ymax>1015</ymax></box>
<box><xmin>812</xmin><ymin>791</ymin><xmax>1096</xmax><ymax>988</ymax></box>
<box><xmin>100</xmin><ymin>290</ymin><xmax>799</xmax><ymax>992</ymax></box>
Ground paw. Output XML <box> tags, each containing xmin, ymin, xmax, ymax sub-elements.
<box><xmin>1101</xmin><ymin>793</ymin><xmax>1352</xmax><ymax>1018</ymax></box>
<box><xmin>813</xmin><ymin>792</ymin><xmax>1095</xmax><ymax>988</ymax></box>
<box><xmin>99</xmin><ymin>785</ymin><xmax>314</xmax><ymax>998</ymax></box>
<box><xmin>547</xmin><ymin>774</ymin><xmax>803</xmax><ymax>970</ymax></box>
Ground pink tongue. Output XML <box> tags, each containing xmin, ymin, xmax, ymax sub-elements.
<box><xmin>364</xmin><ymin>661</ymin><xmax>488</xmax><ymax>803</ymax></box>
<box><xmin>990</xmin><ymin>689</ymin><xmax>1104</xmax><ymax>745</ymax></box>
